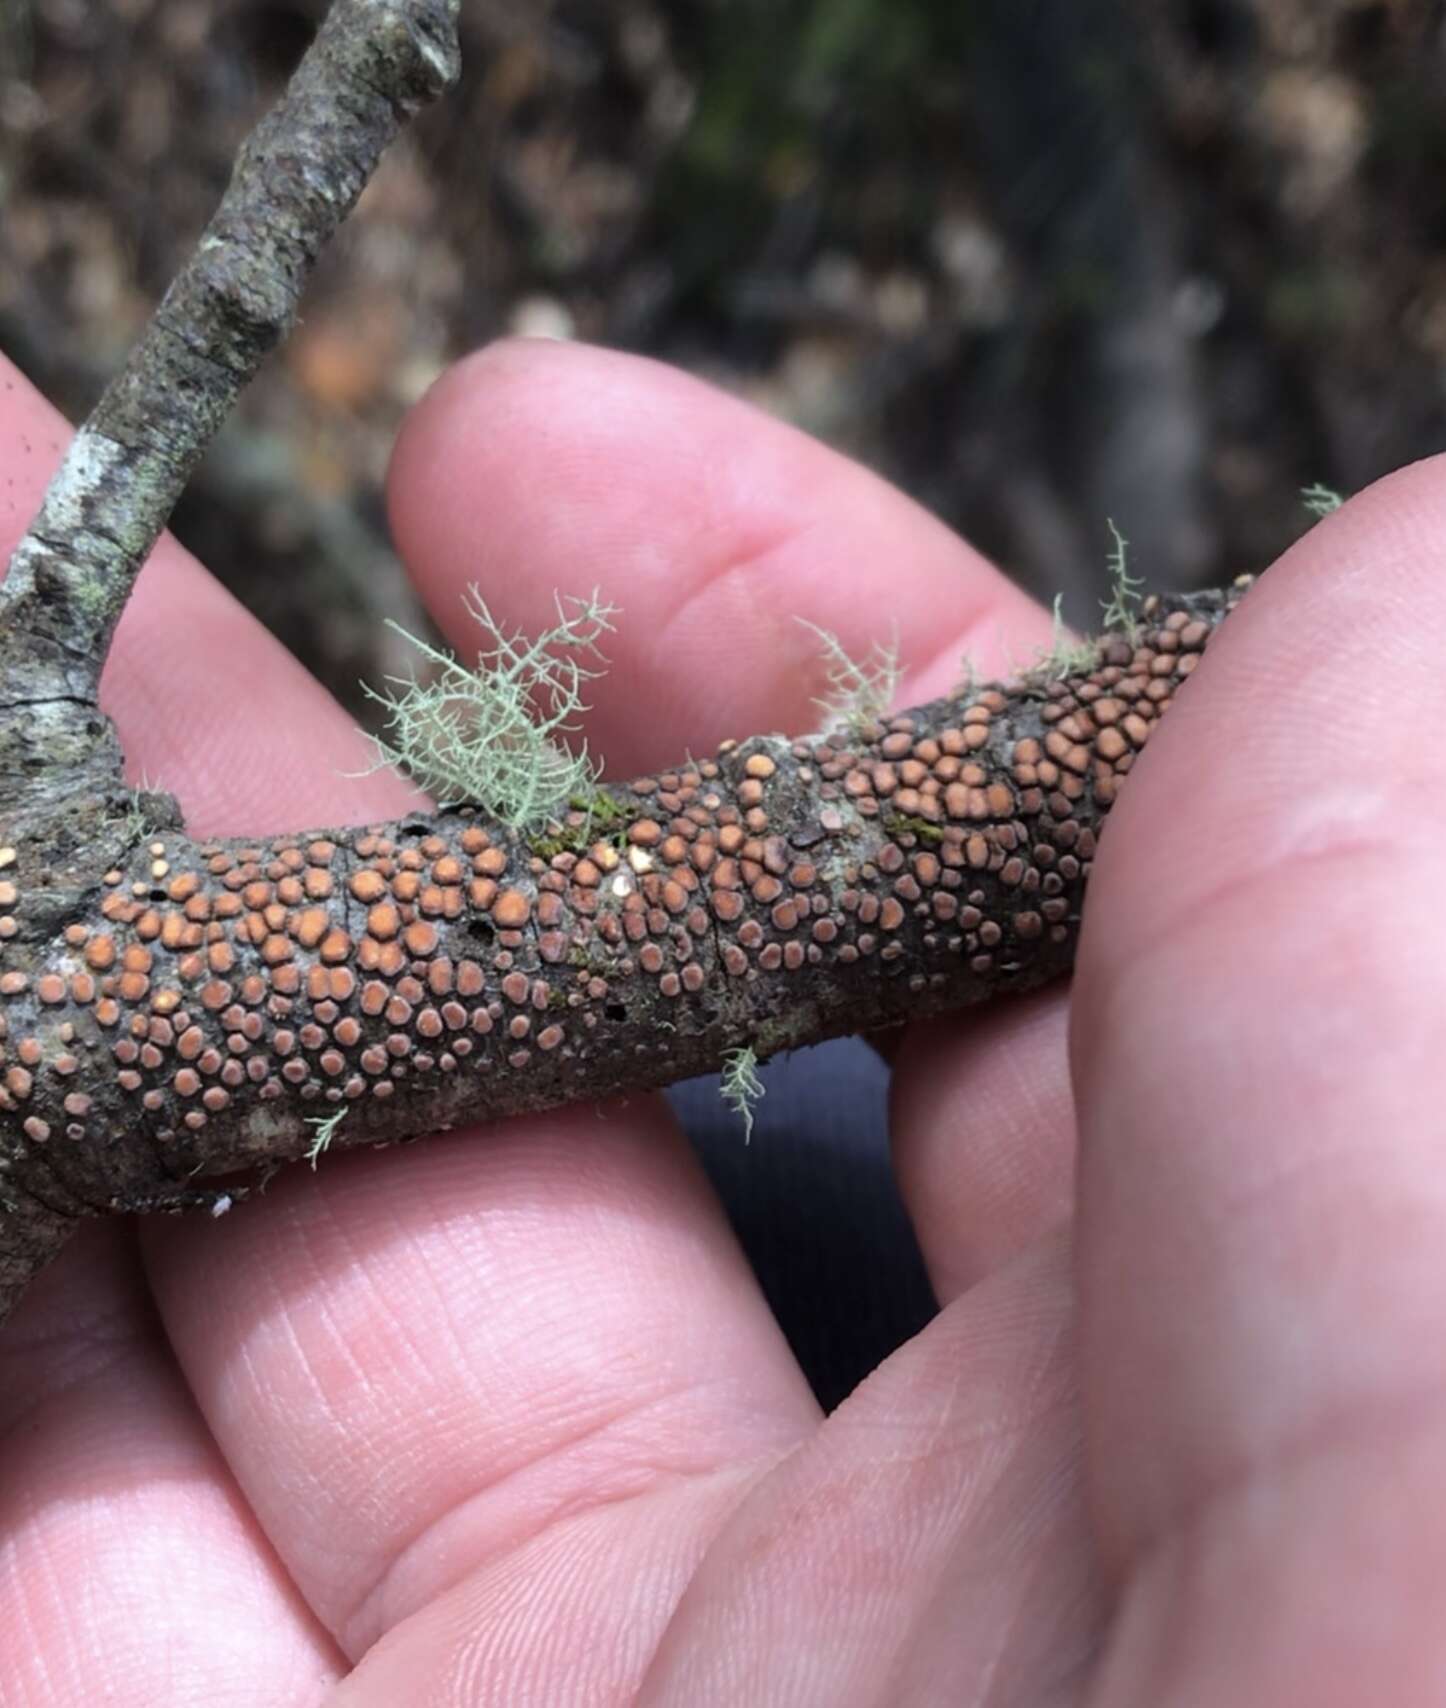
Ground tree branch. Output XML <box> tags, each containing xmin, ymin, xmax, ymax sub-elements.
<box><xmin>0</xmin><ymin>0</ymin><xmax>460</xmax><ymax>793</ymax></box>
<box><xmin>0</xmin><ymin>584</ymin><xmax>1249</xmax><ymax>1323</ymax></box>
<box><xmin>0</xmin><ymin>0</ymin><xmax>1254</xmax><ymax>1332</ymax></box>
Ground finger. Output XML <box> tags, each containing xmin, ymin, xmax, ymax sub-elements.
<box><xmin>390</xmin><ymin>337</ymin><xmax>1073</xmax><ymax>1295</ymax></box>
<box><xmin>324</xmin><ymin>1454</ymin><xmax>770</xmax><ymax>1708</ymax></box>
<box><xmin>633</xmin><ymin>1234</ymin><xmax>1097</xmax><ymax>1707</ymax></box>
<box><xmin>0</xmin><ymin>1230</ymin><xmax>343</xmax><ymax>1706</ymax></box>
<box><xmin>321</xmin><ymin>1235</ymin><xmax>1093</xmax><ymax>1708</ymax></box>
<box><xmin>101</xmin><ymin>547</ymin><xmax>422</xmax><ymax>832</ymax></box>
<box><xmin>892</xmin><ymin>991</ymin><xmax>1075</xmax><ymax>1302</ymax></box>
<box><xmin>1074</xmin><ymin>461</ymin><xmax>1446</xmax><ymax>1699</ymax></box>
<box><xmin>146</xmin><ymin>1105</ymin><xmax>820</xmax><ymax>1661</ymax></box>
<box><xmin>387</xmin><ymin>338</ymin><xmax>1053</xmax><ymax>778</ymax></box>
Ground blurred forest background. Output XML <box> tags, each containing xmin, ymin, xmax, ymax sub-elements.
<box><xmin>2</xmin><ymin>0</ymin><xmax>1444</xmax><ymax>719</ymax></box>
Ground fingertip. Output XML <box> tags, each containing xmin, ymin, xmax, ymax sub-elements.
<box><xmin>1077</xmin><ymin>449</ymin><xmax>1446</xmax><ymax>988</ymax></box>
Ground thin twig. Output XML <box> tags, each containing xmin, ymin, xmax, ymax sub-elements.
<box><xmin>0</xmin><ymin>0</ymin><xmax>459</xmax><ymax>703</ymax></box>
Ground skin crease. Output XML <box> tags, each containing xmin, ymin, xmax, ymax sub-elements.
<box><xmin>1</xmin><ymin>338</ymin><xmax>1445</xmax><ymax>1705</ymax></box>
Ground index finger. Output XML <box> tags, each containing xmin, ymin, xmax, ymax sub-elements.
<box><xmin>388</xmin><ymin>338</ymin><xmax>1054</xmax><ymax>775</ymax></box>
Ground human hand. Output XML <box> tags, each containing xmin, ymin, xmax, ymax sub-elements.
<box><xmin>3</xmin><ymin>339</ymin><xmax>1442</xmax><ymax>1705</ymax></box>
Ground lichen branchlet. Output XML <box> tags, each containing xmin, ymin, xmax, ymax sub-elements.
<box><xmin>305</xmin><ymin>1106</ymin><xmax>348</xmax><ymax>1170</ymax></box>
<box><xmin>720</xmin><ymin>1046</ymin><xmax>765</xmax><ymax>1144</ymax></box>
<box><xmin>1099</xmin><ymin>519</ymin><xmax>1145</xmax><ymax>640</ymax></box>
<box><xmin>798</xmin><ymin>619</ymin><xmax>902</xmax><ymax>738</ymax></box>
<box><xmin>1033</xmin><ymin>595</ymin><xmax>1102</xmax><ymax>682</ymax></box>
<box><xmin>1301</xmin><ymin>482</ymin><xmax>1345</xmax><ymax>519</ymax></box>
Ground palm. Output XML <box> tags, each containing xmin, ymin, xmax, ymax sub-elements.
<box><xmin>5</xmin><ymin>341</ymin><xmax>1445</xmax><ymax>1707</ymax></box>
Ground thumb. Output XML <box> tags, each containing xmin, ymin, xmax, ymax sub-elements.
<box><xmin>1073</xmin><ymin>459</ymin><xmax>1446</xmax><ymax>1702</ymax></box>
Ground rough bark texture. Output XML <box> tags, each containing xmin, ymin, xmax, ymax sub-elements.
<box><xmin>0</xmin><ymin>584</ymin><xmax>1247</xmax><ymax>1321</ymax></box>
<box><xmin>0</xmin><ymin>0</ymin><xmax>459</xmax><ymax>824</ymax></box>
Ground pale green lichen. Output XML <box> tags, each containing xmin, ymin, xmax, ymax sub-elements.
<box><xmin>360</xmin><ymin>589</ymin><xmax>617</xmax><ymax>830</ymax></box>
<box><xmin>884</xmin><ymin>811</ymin><xmax>944</xmax><ymax>844</ymax></box>
<box><xmin>1032</xmin><ymin>593</ymin><xmax>1101</xmax><ymax>680</ymax></box>
<box><xmin>118</xmin><ymin>771</ymin><xmax>167</xmax><ymax>843</ymax></box>
<box><xmin>720</xmin><ymin>1045</ymin><xmax>765</xmax><ymax>1145</ymax></box>
<box><xmin>304</xmin><ymin>1107</ymin><xmax>348</xmax><ymax>1170</ymax></box>
<box><xmin>120</xmin><ymin>789</ymin><xmax>152</xmax><ymax>844</ymax></box>
<box><xmin>1301</xmin><ymin>482</ymin><xmax>1345</xmax><ymax>519</ymax></box>
<box><xmin>799</xmin><ymin>618</ymin><xmax>900</xmax><ymax>736</ymax></box>
<box><xmin>1098</xmin><ymin>518</ymin><xmax>1144</xmax><ymax>639</ymax></box>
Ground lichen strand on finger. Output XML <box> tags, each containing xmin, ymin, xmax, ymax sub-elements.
<box><xmin>0</xmin><ymin>584</ymin><xmax>1249</xmax><ymax>1235</ymax></box>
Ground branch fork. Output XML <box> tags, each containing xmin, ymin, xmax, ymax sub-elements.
<box><xmin>0</xmin><ymin>0</ymin><xmax>1250</xmax><ymax>1327</ymax></box>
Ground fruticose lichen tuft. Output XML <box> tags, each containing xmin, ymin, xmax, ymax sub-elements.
<box><xmin>1032</xmin><ymin>593</ymin><xmax>1101</xmax><ymax>680</ymax></box>
<box><xmin>305</xmin><ymin>1107</ymin><xmax>348</xmax><ymax>1169</ymax></box>
<box><xmin>360</xmin><ymin>589</ymin><xmax>617</xmax><ymax>830</ymax></box>
<box><xmin>1301</xmin><ymin>482</ymin><xmax>1345</xmax><ymax>519</ymax></box>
